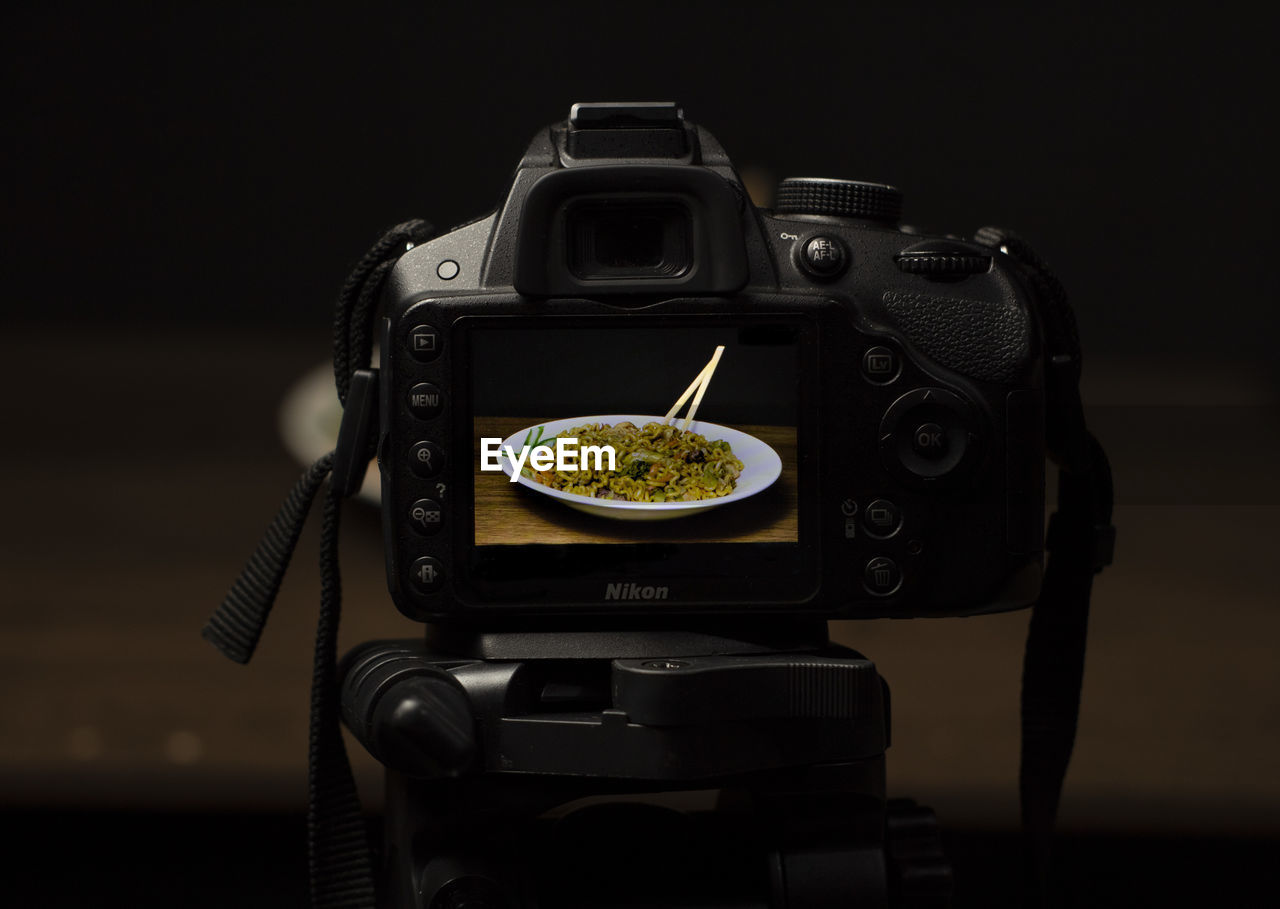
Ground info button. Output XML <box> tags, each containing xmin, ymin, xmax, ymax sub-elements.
<box><xmin>409</xmin><ymin>557</ymin><xmax>445</xmax><ymax>594</ymax></box>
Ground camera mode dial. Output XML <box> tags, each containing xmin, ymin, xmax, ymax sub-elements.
<box><xmin>774</xmin><ymin>178</ymin><xmax>903</xmax><ymax>224</ymax></box>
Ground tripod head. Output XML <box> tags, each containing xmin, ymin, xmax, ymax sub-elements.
<box><xmin>339</xmin><ymin>633</ymin><xmax>947</xmax><ymax>908</ymax></box>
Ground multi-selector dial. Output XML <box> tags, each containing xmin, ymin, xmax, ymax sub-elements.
<box><xmin>774</xmin><ymin>178</ymin><xmax>903</xmax><ymax>224</ymax></box>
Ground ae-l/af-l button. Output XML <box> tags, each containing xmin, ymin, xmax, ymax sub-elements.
<box><xmin>798</xmin><ymin>235</ymin><xmax>849</xmax><ymax>279</ymax></box>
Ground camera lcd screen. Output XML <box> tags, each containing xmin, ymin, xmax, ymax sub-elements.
<box><xmin>468</xmin><ymin>323</ymin><xmax>799</xmax><ymax>548</ymax></box>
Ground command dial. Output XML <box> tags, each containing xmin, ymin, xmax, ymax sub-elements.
<box><xmin>774</xmin><ymin>178</ymin><xmax>903</xmax><ymax>224</ymax></box>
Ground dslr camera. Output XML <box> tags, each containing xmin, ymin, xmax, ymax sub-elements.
<box><xmin>211</xmin><ymin>102</ymin><xmax>1104</xmax><ymax>909</ymax></box>
<box><xmin>378</xmin><ymin>101</ymin><xmax>1043</xmax><ymax>626</ymax></box>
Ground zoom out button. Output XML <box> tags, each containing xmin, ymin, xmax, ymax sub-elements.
<box><xmin>409</xmin><ymin>498</ymin><xmax>443</xmax><ymax>536</ymax></box>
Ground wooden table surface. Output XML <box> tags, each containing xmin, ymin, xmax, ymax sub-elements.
<box><xmin>1</xmin><ymin>327</ymin><xmax>1277</xmax><ymax>835</ymax></box>
<box><xmin>472</xmin><ymin>417</ymin><xmax>798</xmax><ymax>544</ymax></box>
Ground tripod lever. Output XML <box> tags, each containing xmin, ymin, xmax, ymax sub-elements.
<box><xmin>340</xmin><ymin>642</ymin><xmax>478</xmax><ymax>778</ymax></box>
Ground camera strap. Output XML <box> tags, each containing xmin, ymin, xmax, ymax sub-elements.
<box><xmin>203</xmin><ymin>219</ymin><xmax>435</xmax><ymax>909</ymax></box>
<box><xmin>975</xmin><ymin>227</ymin><xmax>1116</xmax><ymax>907</ymax></box>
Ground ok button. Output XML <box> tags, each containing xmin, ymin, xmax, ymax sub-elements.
<box><xmin>911</xmin><ymin>422</ymin><xmax>948</xmax><ymax>459</ymax></box>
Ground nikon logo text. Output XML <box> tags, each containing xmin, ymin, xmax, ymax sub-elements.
<box><xmin>605</xmin><ymin>582</ymin><xmax>669</xmax><ymax>601</ymax></box>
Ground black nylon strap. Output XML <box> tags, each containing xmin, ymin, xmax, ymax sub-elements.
<box><xmin>973</xmin><ymin>227</ymin><xmax>1089</xmax><ymax>473</ymax></box>
<box><xmin>206</xmin><ymin>219</ymin><xmax>435</xmax><ymax>908</ymax></box>
<box><xmin>203</xmin><ymin>457</ymin><xmax>376</xmax><ymax>906</ymax></box>
<box><xmin>976</xmin><ymin>227</ymin><xmax>1116</xmax><ymax>908</ymax></box>
<box><xmin>309</xmin><ymin>484</ymin><xmax>377</xmax><ymax>907</ymax></box>
<box><xmin>1020</xmin><ymin>435</ymin><xmax>1113</xmax><ymax>907</ymax></box>
<box><xmin>334</xmin><ymin>218</ymin><xmax>434</xmax><ymax>406</ymax></box>
<box><xmin>202</xmin><ymin>453</ymin><xmax>335</xmax><ymax>664</ymax></box>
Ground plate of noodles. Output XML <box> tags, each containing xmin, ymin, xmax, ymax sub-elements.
<box><xmin>496</xmin><ymin>414</ymin><xmax>782</xmax><ymax>521</ymax></box>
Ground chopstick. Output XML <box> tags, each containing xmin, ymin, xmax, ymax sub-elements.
<box><xmin>663</xmin><ymin>346</ymin><xmax>725</xmax><ymax>432</ymax></box>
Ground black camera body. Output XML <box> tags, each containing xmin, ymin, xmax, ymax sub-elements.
<box><xmin>378</xmin><ymin>102</ymin><xmax>1045</xmax><ymax>626</ymax></box>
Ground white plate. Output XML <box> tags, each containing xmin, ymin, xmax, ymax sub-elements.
<box><xmin>496</xmin><ymin>415</ymin><xmax>781</xmax><ymax>521</ymax></box>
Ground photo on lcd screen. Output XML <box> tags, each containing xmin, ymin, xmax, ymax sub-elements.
<box><xmin>470</xmin><ymin>324</ymin><xmax>799</xmax><ymax>545</ymax></box>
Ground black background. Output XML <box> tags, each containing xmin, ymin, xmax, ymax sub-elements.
<box><xmin>5</xmin><ymin>3</ymin><xmax>1278</xmax><ymax>907</ymax></box>
<box><xmin>471</xmin><ymin>325</ymin><xmax>798</xmax><ymax>422</ymax></box>
<box><xmin>6</xmin><ymin>5</ymin><xmax>1277</xmax><ymax>368</ymax></box>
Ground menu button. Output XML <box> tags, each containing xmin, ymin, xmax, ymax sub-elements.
<box><xmin>407</xmin><ymin>383</ymin><xmax>443</xmax><ymax>420</ymax></box>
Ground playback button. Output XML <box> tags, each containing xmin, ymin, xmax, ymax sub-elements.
<box><xmin>408</xmin><ymin>324</ymin><xmax>442</xmax><ymax>362</ymax></box>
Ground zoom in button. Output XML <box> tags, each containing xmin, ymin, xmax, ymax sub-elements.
<box><xmin>409</xmin><ymin>441</ymin><xmax>445</xmax><ymax>478</ymax></box>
